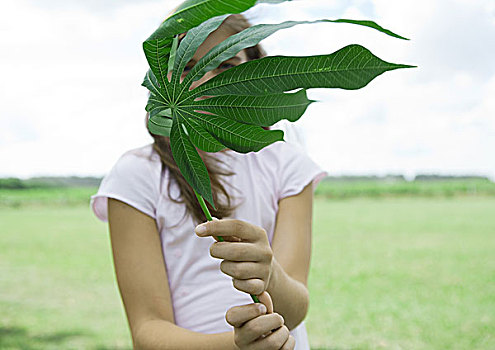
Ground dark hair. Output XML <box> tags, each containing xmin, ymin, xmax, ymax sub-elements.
<box><xmin>149</xmin><ymin>14</ymin><xmax>266</xmax><ymax>226</ymax></box>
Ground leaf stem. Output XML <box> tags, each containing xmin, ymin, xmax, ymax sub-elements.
<box><xmin>194</xmin><ymin>190</ymin><xmax>260</xmax><ymax>304</ymax></box>
<box><xmin>194</xmin><ymin>189</ymin><xmax>214</xmax><ymax>222</ymax></box>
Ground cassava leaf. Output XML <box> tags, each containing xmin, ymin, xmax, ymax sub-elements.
<box><xmin>147</xmin><ymin>102</ymin><xmax>172</xmax><ymax>119</ymax></box>
<box><xmin>185</xmin><ymin>90</ymin><xmax>313</xmax><ymax>126</ymax></box>
<box><xmin>143</xmin><ymin>0</ymin><xmax>261</xmax><ymax>86</ymax></box>
<box><xmin>171</xmin><ymin>15</ymin><xmax>228</xmax><ymax>98</ymax></box>
<box><xmin>179</xmin><ymin>20</ymin><xmax>306</xmax><ymax>93</ymax></box>
<box><xmin>170</xmin><ymin>115</ymin><xmax>216</xmax><ymax>207</ymax></box>
<box><xmin>326</xmin><ymin>19</ymin><xmax>409</xmax><ymax>40</ymax></box>
<box><xmin>189</xmin><ymin>44</ymin><xmax>415</xmax><ymax>98</ymax></box>
<box><xmin>168</xmin><ymin>35</ymin><xmax>179</xmax><ymax>73</ymax></box>
<box><xmin>142</xmin><ymin>69</ymin><xmax>173</xmax><ymax>136</ymax></box>
<box><xmin>142</xmin><ymin>70</ymin><xmax>168</xmax><ymax>104</ymax></box>
<box><xmin>145</xmin><ymin>0</ymin><xmax>298</xmax><ymax>102</ymax></box>
<box><xmin>178</xmin><ymin>18</ymin><xmax>409</xmax><ymax>93</ymax></box>
<box><xmin>156</xmin><ymin>108</ymin><xmax>173</xmax><ymax>118</ymax></box>
<box><xmin>178</xmin><ymin>112</ymin><xmax>226</xmax><ymax>152</ymax></box>
<box><xmin>142</xmin><ymin>40</ymin><xmax>174</xmax><ymax>103</ymax></box>
<box><xmin>148</xmin><ymin>113</ymin><xmax>173</xmax><ymax>137</ymax></box>
<box><xmin>147</xmin><ymin>0</ymin><xmax>257</xmax><ymax>42</ymax></box>
<box><xmin>181</xmin><ymin>109</ymin><xmax>284</xmax><ymax>153</ymax></box>
<box><xmin>147</xmin><ymin>0</ymin><xmax>291</xmax><ymax>42</ymax></box>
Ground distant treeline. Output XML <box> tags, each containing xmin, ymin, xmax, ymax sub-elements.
<box><xmin>0</xmin><ymin>175</ymin><xmax>492</xmax><ymax>190</ymax></box>
<box><xmin>322</xmin><ymin>174</ymin><xmax>491</xmax><ymax>182</ymax></box>
<box><xmin>0</xmin><ymin>177</ymin><xmax>102</xmax><ymax>189</ymax></box>
<box><xmin>1</xmin><ymin>175</ymin><xmax>494</xmax><ymax>208</ymax></box>
<box><xmin>316</xmin><ymin>177</ymin><xmax>495</xmax><ymax>198</ymax></box>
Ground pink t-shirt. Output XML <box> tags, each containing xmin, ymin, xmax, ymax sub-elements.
<box><xmin>91</xmin><ymin>140</ymin><xmax>327</xmax><ymax>349</ymax></box>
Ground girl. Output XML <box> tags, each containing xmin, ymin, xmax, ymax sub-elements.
<box><xmin>91</xmin><ymin>14</ymin><xmax>327</xmax><ymax>350</ymax></box>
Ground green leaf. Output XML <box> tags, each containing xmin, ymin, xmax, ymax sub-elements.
<box><xmin>142</xmin><ymin>69</ymin><xmax>168</xmax><ymax>104</ymax></box>
<box><xmin>170</xmin><ymin>115</ymin><xmax>216</xmax><ymax>207</ymax></box>
<box><xmin>147</xmin><ymin>103</ymin><xmax>172</xmax><ymax>119</ymax></box>
<box><xmin>146</xmin><ymin>0</ymin><xmax>257</xmax><ymax>42</ymax></box>
<box><xmin>168</xmin><ymin>35</ymin><xmax>180</xmax><ymax>74</ymax></box>
<box><xmin>143</xmin><ymin>0</ymin><xmax>265</xmax><ymax>98</ymax></box>
<box><xmin>142</xmin><ymin>70</ymin><xmax>173</xmax><ymax>122</ymax></box>
<box><xmin>148</xmin><ymin>113</ymin><xmax>173</xmax><ymax>137</ymax></box>
<box><xmin>190</xmin><ymin>44</ymin><xmax>415</xmax><ymax>97</ymax></box>
<box><xmin>186</xmin><ymin>90</ymin><xmax>313</xmax><ymax>126</ymax></box>
<box><xmin>330</xmin><ymin>19</ymin><xmax>410</xmax><ymax>40</ymax></box>
<box><xmin>148</xmin><ymin>0</ymin><xmax>291</xmax><ymax>42</ymax></box>
<box><xmin>142</xmin><ymin>69</ymin><xmax>173</xmax><ymax>126</ymax></box>
<box><xmin>183</xmin><ymin>110</ymin><xmax>284</xmax><ymax>153</ymax></box>
<box><xmin>146</xmin><ymin>1</ymin><xmax>298</xmax><ymax>101</ymax></box>
<box><xmin>179</xmin><ymin>20</ymin><xmax>305</xmax><ymax>92</ymax></box>
<box><xmin>178</xmin><ymin>111</ymin><xmax>226</xmax><ymax>152</ymax></box>
<box><xmin>179</xmin><ymin>18</ymin><xmax>409</xmax><ymax>92</ymax></box>
<box><xmin>142</xmin><ymin>40</ymin><xmax>173</xmax><ymax>102</ymax></box>
<box><xmin>171</xmin><ymin>15</ymin><xmax>228</xmax><ymax>96</ymax></box>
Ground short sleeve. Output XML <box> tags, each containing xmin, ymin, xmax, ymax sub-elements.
<box><xmin>276</xmin><ymin>142</ymin><xmax>328</xmax><ymax>200</ymax></box>
<box><xmin>90</xmin><ymin>145</ymin><xmax>162</xmax><ymax>222</ymax></box>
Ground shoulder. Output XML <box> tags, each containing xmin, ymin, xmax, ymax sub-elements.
<box><xmin>107</xmin><ymin>143</ymin><xmax>162</xmax><ymax>195</ymax></box>
<box><xmin>114</xmin><ymin>144</ymin><xmax>161</xmax><ymax>171</ymax></box>
<box><xmin>91</xmin><ymin>144</ymin><xmax>162</xmax><ymax>222</ymax></box>
<box><xmin>108</xmin><ymin>144</ymin><xmax>163</xmax><ymax>185</ymax></box>
<box><xmin>260</xmin><ymin>141</ymin><xmax>327</xmax><ymax>200</ymax></box>
<box><xmin>257</xmin><ymin>140</ymin><xmax>309</xmax><ymax>168</ymax></box>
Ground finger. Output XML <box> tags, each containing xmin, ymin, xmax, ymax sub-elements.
<box><xmin>195</xmin><ymin>219</ymin><xmax>265</xmax><ymax>242</ymax></box>
<box><xmin>226</xmin><ymin>303</ymin><xmax>267</xmax><ymax>328</ymax></box>
<box><xmin>240</xmin><ymin>313</ymin><xmax>284</xmax><ymax>344</ymax></box>
<box><xmin>281</xmin><ymin>335</ymin><xmax>296</xmax><ymax>350</ymax></box>
<box><xmin>258</xmin><ymin>291</ymin><xmax>273</xmax><ymax>314</ymax></box>
<box><xmin>213</xmin><ymin>235</ymin><xmax>242</xmax><ymax>242</ymax></box>
<box><xmin>211</xmin><ymin>217</ymin><xmax>222</xmax><ymax>242</ymax></box>
<box><xmin>220</xmin><ymin>261</ymin><xmax>267</xmax><ymax>280</ymax></box>
<box><xmin>233</xmin><ymin>278</ymin><xmax>265</xmax><ymax>296</ymax></box>
<box><xmin>251</xmin><ymin>325</ymin><xmax>290</xmax><ymax>350</ymax></box>
<box><xmin>210</xmin><ymin>242</ymin><xmax>262</xmax><ymax>261</ymax></box>
<box><xmin>210</xmin><ymin>218</ymin><xmax>242</xmax><ymax>243</ymax></box>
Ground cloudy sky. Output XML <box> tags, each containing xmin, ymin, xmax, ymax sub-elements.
<box><xmin>1</xmin><ymin>0</ymin><xmax>494</xmax><ymax>179</ymax></box>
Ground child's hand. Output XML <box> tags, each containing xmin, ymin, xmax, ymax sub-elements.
<box><xmin>195</xmin><ymin>218</ymin><xmax>273</xmax><ymax>295</ymax></box>
<box><xmin>226</xmin><ymin>292</ymin><xmax>295</xmax><ymax>350</ymax></box>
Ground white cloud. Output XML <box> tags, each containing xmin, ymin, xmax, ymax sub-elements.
<box><xmin>0</xmin><ymin>0</ymin><xmax>494</xmax><ymax>179</ymax></box>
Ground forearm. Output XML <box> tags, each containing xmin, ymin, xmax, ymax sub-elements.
<box><xmin>266</xmin><ymin>258</ymin><xmax>309</xmax><ymax>330</ymax></box>
<box><xmin>134</xmin><ymin>319</ymin><xmax>236</xmax><ymax>350</ymax></box>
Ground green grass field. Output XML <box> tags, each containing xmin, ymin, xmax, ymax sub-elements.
<box><xmin>308</xmin><ymin>197</ymin><xmax>494</xmax><ymax>349</ymax></box>
<box><xmin>0</xmin><ymin>192</ymin><xmax>494</xmax><ymax>349</ymax></box>
<box><xmin>0</xmin><ymin>187</ymin><xmax>96</xmax><ymax>208</ymax></box>
<box><xmin>315</xmin><ymin>178</ymin><xmax>495</xmax><ymax>199</ymax></box>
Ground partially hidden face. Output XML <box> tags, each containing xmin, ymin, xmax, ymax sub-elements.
<box><xmin>162</xmin><ymin>21</ymin><xmax>257</xmax><ymax>151</ymax></box>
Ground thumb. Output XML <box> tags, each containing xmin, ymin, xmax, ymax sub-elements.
<box><xmin>257</xmin><ymin>291</ymin><xmax>273</xmax><ymax>314</ymax></box>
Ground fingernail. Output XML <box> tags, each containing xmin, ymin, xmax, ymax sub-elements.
<box><xmin>258</xmin><ymin>304</ymin><xmax>267</xmax><ymax>314</ymax></box>
<box><xmin>195</xmin><ymin>224</ymin><xmax>207</xmax><ymax>235</ymax></box>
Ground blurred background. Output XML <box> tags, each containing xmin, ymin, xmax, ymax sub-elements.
<box><xmin>1</xmin><ymin>0</ymin><xmax>494</xmax><ymax>349</ymax></box>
